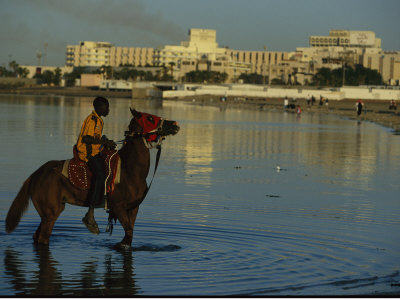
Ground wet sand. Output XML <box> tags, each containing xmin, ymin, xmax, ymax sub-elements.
<box><xmin>169</xmin><ymin>95</ymin><xmax>400</xmax><ymax>132</ymax></box>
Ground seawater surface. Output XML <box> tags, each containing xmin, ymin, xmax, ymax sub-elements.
<box><xmin>0</xmin><ymin>94</ymin><xmax>399</xmax><ymax>296</ymax></box>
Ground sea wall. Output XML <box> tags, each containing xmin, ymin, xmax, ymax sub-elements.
<box><xmin>163</xmin><ymin>84</ymin><xmax>400</xmax><ymax>101</ymax></box>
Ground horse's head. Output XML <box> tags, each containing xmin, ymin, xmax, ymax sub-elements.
<box><xmin>127</xmin><ymin>108</ymin><xmax>180</xmax><ymax>145</ymax></box>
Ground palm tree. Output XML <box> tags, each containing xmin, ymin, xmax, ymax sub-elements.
<box><xmin>8</xmin><ymin>60</ymin><xmax>19</xmax><ymax>75</ymax></box>
<box><xmin>16</xmin><ymin>67</ymin><xmax>29</xmax><ymax>78</ymax></box>
<box><xmin>168</xmin><ymin>62</ymin><xmax>176</xmax><ymax>81</ymax></box>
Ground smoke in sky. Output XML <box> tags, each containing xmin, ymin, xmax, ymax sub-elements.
<box><xmin>32</xmin><ymin>0</ymin><xmax>186</xmax><ymax>43</ymax></box>
<box><xmin>1</xmin><ymin>0</ymin><xmax>186</xmax><ymax>65</ymax></box>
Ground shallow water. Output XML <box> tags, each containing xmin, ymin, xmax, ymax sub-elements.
<box><xmin>0</xmin><ymin>94</ymin><xmax>400</xmax><ymax>296</ymax></box>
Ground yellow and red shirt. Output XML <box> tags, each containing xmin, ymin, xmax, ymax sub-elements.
<box><xmin>76</xmin><ymin>110</ymin><xmax>104</xmax><ymax>162</ymax></box>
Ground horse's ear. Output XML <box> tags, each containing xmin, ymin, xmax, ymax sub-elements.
<box><xmin>130</xmin><ymin>108</ymin><xmax>140</xmax><ymax>118</ymax></box>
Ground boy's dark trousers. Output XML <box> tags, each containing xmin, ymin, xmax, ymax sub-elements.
<box><xmin>87</xmin><ymin>154</ymin><xmax>105</xmax><ymax>207</ymax></box>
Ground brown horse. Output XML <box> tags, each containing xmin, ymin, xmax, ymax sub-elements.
<box><xmin>5</xmin><ymin>108</ymin><xmax>180</xmax><ymax>249</ymax></box>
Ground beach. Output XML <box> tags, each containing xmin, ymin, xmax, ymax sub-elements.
<box><xmin>1</xmin><ymin>86</ymin><xmax>399</xmax><ymax>132</ymax></box>
<box><xmin>167</xmin><ymin>95</ymin><xmax>400</xmax><ymax>132</ymax></box>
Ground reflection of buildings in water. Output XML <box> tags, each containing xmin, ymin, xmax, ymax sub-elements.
<box><xmin>10</xmin><ymin>95</ymin><xmax>400</xmax><ymax>189</ymax></box>
<box><xmin>180</xmin><ymin>112</ymin><xmax>216</xmax><ymax>187</ymax></box>
<box><xmin>299</xmin><ymin>118</ymin><xmax>384</xmax><ymax>188</ymax></box>
<box><xmin>175</xmin><ymin>105</ymin><xmax>400</xmax><ymax>192</ymax></box>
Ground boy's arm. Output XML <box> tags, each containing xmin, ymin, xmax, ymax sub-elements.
<box><xmin>82</xmin><ymin>135</ymin><xmax>116</xmax><ymax>149</ymax></box>
<box><xmin>81</xmin><ymin>135</ymin><xmax>102</xmax><ymax>144</ymax></box>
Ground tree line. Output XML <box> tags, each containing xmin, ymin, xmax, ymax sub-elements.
<box><xmin>63</xmin><ymin>66</ymin><xmax>174</xmax><ymax>87</ymax></box>
<box><xmin>1</xmin><ymin>60</ymin><xmax>63</xmax><ymax>85</ymax></box>
<box><xmin>0</xmin><ymin>61</ymin><xmax>29</xmax><ymax>78</ymax></box>
<box><xmin>311</xmin><ymin>65</ymin><xmax>382</xmax><ymax>86</ymax></box>
<box><xmin>1</xmin><ymin>60</ymin><xmax>384</xmax><ymax>87</ymax></box>
<box><xmin>238</xmin><ymin>64</ymin><xmax>383</xmax><ymax>86</ymax></box>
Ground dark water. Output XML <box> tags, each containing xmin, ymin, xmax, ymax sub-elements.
<box><xmin>0</xmin><ymin>94</ymin><xmax>400</xmax><ymax>296</ymax></box>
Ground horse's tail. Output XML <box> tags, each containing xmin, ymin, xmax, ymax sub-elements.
<box><xmin>5</xmin><ymin>176</ymin><xmax>32</xmax><ymax>233</ymax></box>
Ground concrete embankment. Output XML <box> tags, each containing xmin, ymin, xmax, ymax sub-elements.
<box><xmin>163</xmin><ymin>84</ymin><xmax>400</xmax><ymax>101</ymax></box>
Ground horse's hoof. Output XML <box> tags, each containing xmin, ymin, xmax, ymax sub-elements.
<box><xmin>82</xmin><ymin>216</ymin><xmax>100</xmax><ymax>235</ymax></box>
<box><xmin>113</xmin><ymin>242</ymin><xmax>131</xmax><ymax>251</ymax></box>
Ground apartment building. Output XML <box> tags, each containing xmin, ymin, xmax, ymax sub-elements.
<box><xmin>154</xmin><ymin>28</ymin><xmax>291</xmax><ymax>82</ymax></box>
<box><xmin>64</xmin><ymin>29</ymin><xmax>399</xmax><ymax>85</ymax></box>
<box><xmin>301</xmin><ymin>30</ymin><xmax>400</xmax><ymax>85</ymax></box>
<box><xmin>310</xmin><ymin>30</ymin><xmax>381</xmax><ymax>49</ymax></box>
<box><xmin>66</xmin><ymin>41</ymin><xmax>154</xmax><ymax>68</ymax></box>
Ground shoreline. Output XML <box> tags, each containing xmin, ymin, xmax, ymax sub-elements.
<box><xmin>1</xmin><ymin>87</ymin><xmax>399</xmax><ymax>132</ymax></box>
<box><xmin>165</xmin><ymin>95</ymin><xmax>400</xmax><ymax>132</ymax></box>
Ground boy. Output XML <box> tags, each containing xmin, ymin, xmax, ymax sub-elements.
<box><xmin>76</xmin><ymin>97</ymin><xmax>116</xmax><ymax>234</ymax></box>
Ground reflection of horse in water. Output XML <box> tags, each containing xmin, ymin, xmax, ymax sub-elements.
<box><xmin>5</xmin><ymin>109</ymin><xmax>180</xmax><ymax>249</ymax></box>
<box><xmin>4</xmin><ymin>245</ymin><xmax>139</xmax><ymax>296</ymax></box>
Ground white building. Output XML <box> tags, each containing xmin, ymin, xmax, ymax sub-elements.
<box><xmin>66</xmin><ymin>41</ymin><xmax>154</xmax><ymax>68</ymax></box>
<box><xmin>295</xmin><ymin>30</ymin><xmax>400</xmax><ymax>85</ymax></box>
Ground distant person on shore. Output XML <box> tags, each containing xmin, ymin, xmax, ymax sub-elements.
<box><xmin>284</xmin><ymin>96</ymin><xmax>288</xmax><ymax>109</ymax></box>
<box><xmin>389</xmin><ymin>100</ymin><xmax>397</xmax><ymax>110</ymax></box>
<box><xmin>307</xmin><ymin>96</ymin><xmax>311</xmax><ymax>107</ymax></box>
<box><xmin>325</xmin><ymin>98</ymin><xmax>329</xmax><ymax>108</ymax></box>
<box><xmin>319</xmin><ymin>96</ymin><xmax>324</xmax><ymax>106</ymax></box>
<box><xmin>311</xmin><ymin>95</ymin><xmax>316</xmax><ymax>106</ymax></box>
<box><xmin>297</xmin><ymin>105</ymin><xmax>302</xmax><ymax>115</ymax></box>
<box><xmin>356</xmin><ymin>100</ymin><xmax>364</xmax><ymax>116</ymax></box>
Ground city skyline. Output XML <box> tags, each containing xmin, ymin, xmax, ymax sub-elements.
<box><xmin>1</xmin><ymin>0</ymin><xmax>400</xmax><ymax>67</ymax></box>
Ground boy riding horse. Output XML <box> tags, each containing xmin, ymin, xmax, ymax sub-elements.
<box><xmin>77</xmin><ymin>97</ymin><xmax>116</xmax><ymax>234</ymax></box>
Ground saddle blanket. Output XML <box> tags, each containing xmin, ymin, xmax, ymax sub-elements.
<box><xmin>61</xmin><ymin>150</ymin><xmax>121</xmax><ymax>194</ymax></box>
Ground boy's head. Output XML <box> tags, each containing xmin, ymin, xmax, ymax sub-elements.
<box><xmin>93</xmin><ymin>97</ymin><xmax>109</xmax><ymax>117</ymax></box>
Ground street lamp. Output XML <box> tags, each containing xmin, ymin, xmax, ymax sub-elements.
<box><xmin>342</xmin><ymin>48</ymin><xmax>346</xmax><ymax>87</ymax></box>
<box><xmin>341</xmin><ymin>48</ymin><xmax>351</xmax><ymax>87</ymax></box>
<box><xmin>380</xmin><ymin>55</ymin><xmax>384</xmax><ymax>86</ymax></box>
<box><xmin>263</xmin><ymin>46</ymin><xmax>267</xmax><ymax>86</ymax></box>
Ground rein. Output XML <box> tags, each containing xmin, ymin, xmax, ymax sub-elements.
<box><xmin>106</xmin><ymin>129</ymin><xmax>163</xmax><ymax>235</ymax></box>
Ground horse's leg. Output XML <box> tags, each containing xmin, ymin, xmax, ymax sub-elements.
<box><xmin>129</xmin><ymin>207</ymin><xmax>139</xmax><ymax>230</ymax></box>
<box><xmin>34</xmin><ymin>219</ymin><xmax>56</xmax><ymax>245</ymax></box>
<box><xmin>33</xmin><ymin>222</ymin><xmax>42</xmax><ymax>243</ymax></box>
<box><xmin>115</xmin><ymin>207</ymin><xmax>139</xmax><ymax>249</ymax></box>
<box><xmin>33</xmin><ymin>203</ymin><xmax>65</xmax><ymax>245</ymax></box>
<box><xmin>32</xmin><ymin>182</ymin><xmax>66</xmax><ymax>245</ymax></box>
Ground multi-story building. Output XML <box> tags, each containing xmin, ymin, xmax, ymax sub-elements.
<box><xmin>154</xmin><ymin>28</ymin><xmax>291</xmax><ymax>82</ymax></box>
<box><xmin>65</xmin><ymin>29</ymin><xmax>400</xmax><ymax>85</ymax></box>
<box><xmin>310</xmin><ymin>30</ymin><xmax>381</xmax><ymax>49</ymax></box>
<box><xmin>66</xmin><ymin>41</ymin><xmax>154</xmax><ymax>68</ymax></box>
<box><xmin>296</xmin><ymin>30</ymin><xmax>400</xmax><ymax>85</ymax></box>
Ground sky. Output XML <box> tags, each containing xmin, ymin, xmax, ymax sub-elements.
<box><xmin>1</xmin><ymin>0</ymin><xmax>400</xmax><ymax>67</ymax></box>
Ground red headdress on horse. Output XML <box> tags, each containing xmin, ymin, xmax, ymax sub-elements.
<box><xmin>128</xmin><ymin>108</ymin><xmax>163</xmax><ymax>145</ymax></box>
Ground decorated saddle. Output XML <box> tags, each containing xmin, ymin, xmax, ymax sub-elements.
<box><xmin>62</xmin><ymin>146</ymin><xmax>121</xmax><ymax>195</ymax></box>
